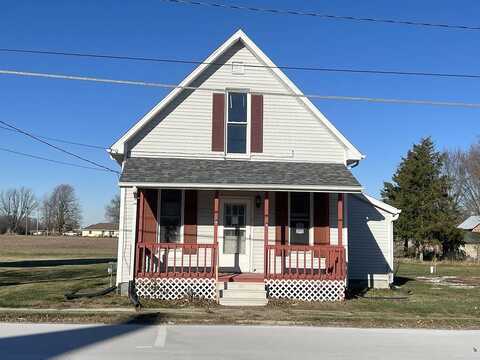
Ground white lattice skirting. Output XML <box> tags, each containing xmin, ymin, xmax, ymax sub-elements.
<box><xmin>135</xmin><ymin>278</ymin><xmax>217</xmax><ymax>301</ymax></box>
<box><xmin>266</xmin><ymin>279</ymin><xmax>346</xmax><ymax>302</ymax></box>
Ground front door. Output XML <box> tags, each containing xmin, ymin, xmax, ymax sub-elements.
<box><xmin>219</xmin><ymin>198</ymin><xmax>251</xmax><ymax>273</ymax></box>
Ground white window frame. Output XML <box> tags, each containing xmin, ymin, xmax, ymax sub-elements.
<box><xmin>157</xmin><ymin>189</ymin><xmax>184</xmax><ymax>243</ymax></box>
<box><xmin>288</xmin><ymin>192</ymin><xmax>313</xmax><ymax>246</ymax></box>
<box><xmin>225</xmin><ymin>90</ymin><xmax>251</xmax><ymax>158</ymax></box>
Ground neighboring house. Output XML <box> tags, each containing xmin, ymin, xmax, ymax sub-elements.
<box><xmin>458</xmin><ymin>216</ymin><xmax>480</xmax><ymax>260</ymax></box>
<box><xmin>82</xmin><ymin>223</ymin><xmax>119</xmax><ymax>238</ymax></box>
<box><xmin>109</xmin><ymin>30</ymin><xmax>401</xmax><ymax>305</ymax></box>
<box><xmin>458</xmin><ymin>216</ymin><xmax>480</xmax><ymax>233</ymax></box>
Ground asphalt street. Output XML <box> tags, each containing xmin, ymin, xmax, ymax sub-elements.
<box><xmin>0</xmin><ymin>323</ymin><xmax>479</xmax><ymax>359</ymax></box>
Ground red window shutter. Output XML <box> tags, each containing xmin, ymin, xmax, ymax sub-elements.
<box><xmin>251</xmin><ymin>94</ymin><xmax>263</xmax><ymax>153</ymax></box>
<box><xmin>211</xmin><ymin>93</ymin><xmax>225</xmax><ymax>152</ymax></box>
<box><xmin>275</xmin><ymin>192</ymin><xmax>288</xmax><ymax>255</ymax></box>
<box><xmin>314</xmin><ymin>193</ymin><xmax>330</xmax><ymax>245</ymax></box>
<box><xmin>137</xmin><ymin>189</ymin><xmax>158</xmax><ymax>244</ymax></box>
<box><xmin>183</xmin><ymin>190</ymin><xmax>198</xmax><ymax>255</ymax></box>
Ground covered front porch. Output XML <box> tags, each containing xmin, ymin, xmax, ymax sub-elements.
<box><xmin>132</xmin><ymin>188</ymin><xmax>348</xmax><ymax>302</ymax></box>
<box><xmin>118</xmin><ymin>157</ymin><xmax>361</xmax><ymax>302</ymax></box>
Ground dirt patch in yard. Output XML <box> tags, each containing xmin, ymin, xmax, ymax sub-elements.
<box><xmin>416</xmin><ymin>276</ymin><xmax>480</xmax><ymax>289</ymax></box>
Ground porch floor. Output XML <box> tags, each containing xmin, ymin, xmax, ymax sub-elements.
<box><xmin>218</xmin><ymin>273</ymin><xmax>264</xmax><ymax>283</ymax></box>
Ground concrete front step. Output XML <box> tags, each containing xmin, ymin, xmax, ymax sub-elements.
<box><xmin>219</xmin><ymin>297</ymin><xmax>268</xmax><ymax>306</ymax></box>
<box><xmin>218</xmin><ymin>281</ymin><xmax>268</xmax><ymax>306</ymax></box>
<box><xmin>217</xmin><ymin>282</ymin><xmax>265</xmax><ymax>291</ymax></box>
<box><xmin>221</xmin><ymin>289</ymin><xmax>266</xmax><ymax>299</ymax></box>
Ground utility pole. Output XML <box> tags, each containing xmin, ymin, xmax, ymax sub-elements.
<box><xmin>36</xmin><ymin>208</ymin><xmax>39</xmax><ymax>234</ymax></box>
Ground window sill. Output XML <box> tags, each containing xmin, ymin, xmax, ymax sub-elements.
<box><xmin>224</xmin><ymin>154</ymin><xmax>251</xmax><ymax>160</ymax></box>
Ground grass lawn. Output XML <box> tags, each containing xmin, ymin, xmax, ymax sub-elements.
<box><xmin>0</xmin><ymin>235</ymin><xmax>117</xmax><ymax>260</ymax></box>
<box><xmin>1</xmin><ymin>235</ymin><xmax>479</xmax><ymax>328</ymax></box>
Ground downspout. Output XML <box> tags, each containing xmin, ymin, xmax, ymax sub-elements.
<box><xmin>348</xmin><ymin>160</ymin><xmax>360</xmax><ymax>169</ymax></box>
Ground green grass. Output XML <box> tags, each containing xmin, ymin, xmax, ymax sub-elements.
<box><xmin>1</xmin><ymin>240</ymin><xmax>480</xmax><ymax>328</ymax></box>
<box><xmin>0</xmin><ymin>263</ymin><xmax>130</xmax><ymax>308</ymax></box>
<box><xmin>0</xmin><ymin>235</ymin><xmax>117</xmax><ymax>260</ymax></box>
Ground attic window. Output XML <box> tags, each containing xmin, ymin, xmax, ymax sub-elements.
<box><xmin>232</xmin><ymin>62</ymin><xmax>245</xmax><ymax>75</ymax></box>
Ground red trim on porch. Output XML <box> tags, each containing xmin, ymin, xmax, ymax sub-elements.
<box><xmin>135</xmin><ymin>242</ymin><xmax>217</xmax><ymax>278</ymax></box>
<box><xmin>218</xmin><ymin>273</ymin><xmax>264</xmax><ymax>283</ymax></box>
<box><xmin>337</xmin><ymin>193</ymin><xmax>344</xmax><ymax>247</ymax></box>
<box><xmin>183</xmin><ymin>190</ymin><xmax>198</xmax><ymax>255</ymax></box>
<box><xmin>263</xmin><ymin>191</ymin><xmax>269</xmax><ymax>275</ymax></box>
<box><xmin>264</xmin><ymin>244</ymin><xmax>346</xmax><ymax>280</ymax></box>
<box><xmin>213</xmin><ymin>190</ymin><xmax>220</xmax><ymax>281</ymax></box>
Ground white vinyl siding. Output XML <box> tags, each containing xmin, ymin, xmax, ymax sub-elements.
<box><xmin>117</xmin><ymin>186</ymin><xmax>136</xmax><ymax>284</ymax></box>
<box><xmin>127</xmin><ymin>42</ymin><xmax>347</xmax><ymax>163</ymax></box>
<box><xmin>347</xmin><ymin>194</ymin><xmax>394</xmax><ymax>288</ymax></box>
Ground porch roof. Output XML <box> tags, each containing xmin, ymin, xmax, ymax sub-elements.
<box><xmin>119</xmin><ymin>157</ymin><xmax>362</xmax><ymax>192</ymax></box>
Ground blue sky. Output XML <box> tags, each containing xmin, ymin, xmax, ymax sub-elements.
<box><xmin>1</xmin><ymin>1</ymin><xmax>479</xmax><ymax>225</ymax></box>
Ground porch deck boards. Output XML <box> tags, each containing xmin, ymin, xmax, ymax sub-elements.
<box><xmin>218</xmin><ymin>273</ymin><xmax>264</xmax><ymax>283</ymax></box>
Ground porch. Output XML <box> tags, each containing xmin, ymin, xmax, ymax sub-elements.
<box><xmin>132</xmin><ymin>188</ymin><xmax>347</xmax><ymax>302</ymax></box>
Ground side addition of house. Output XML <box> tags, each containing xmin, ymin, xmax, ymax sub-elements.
<box><xmin>109</xmin><ymin>30</ymin><xmax>400</xmax><ymax>305</ymax></box>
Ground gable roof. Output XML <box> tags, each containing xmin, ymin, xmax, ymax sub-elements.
<box><xmin>458</xmin><ymin>216</ymin><xmax>480</xmax><ymax>230</ymax></box>
<box><xmin>83</xmin><ymin>222</ymin><xmax>118</xmax><ymax>231</ymax></box>
<box><xmin>109</xmin><ymin>29</ymin><xmax>364</xmax><ymax>162</ymax></box>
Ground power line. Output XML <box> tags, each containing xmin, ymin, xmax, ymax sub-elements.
<box><xmin>0</xmin><ymin>125</ymin><xmax>107</xmax><ymax>150</ymax></box>
<box><xmin>0</xmin><ymin>119</ymin><xmax>120</xmax><ymax>174</ymax></box>
<box><xmin>1</xmin><ymin>68</ymin><xmax>480</xmax><ymax>109</ymax></box>
<box><xmin>160</xmin><ymin>0</ymin><xmax>480</xmax><ymax>31</ymax></box>
<box><xmin>0</xmin><ymin>146</ymin><xmax>115</xmax><ymax>172</ymax></box>
<box><xmin>1</xmin><ymin>47</ymin><xmax>480</xmax><ymax>80</ymax></box>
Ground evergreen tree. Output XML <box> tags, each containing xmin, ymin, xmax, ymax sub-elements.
<box><xmin>382</xmin><ymin>137</ymin><xmax>463</xmax><ymax>257</ymax></box>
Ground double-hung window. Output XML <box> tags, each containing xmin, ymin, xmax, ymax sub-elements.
<box><xmin>159</xmin><ymin>190</ymin><xmax>182</xmax><ymax>243</ymax></box>
<box><xmin>226</xmin><ymin>92</ymin><xmax>248</xmax><ymax>154</ymax></box>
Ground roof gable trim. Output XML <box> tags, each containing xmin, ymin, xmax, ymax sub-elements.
<box><xmin>109</xmin><ymin>29</ymin><xmax>364</xmax><ymax>161</ymax></box>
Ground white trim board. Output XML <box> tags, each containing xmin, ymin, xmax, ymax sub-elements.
<box><xmin>118</xmin><ymin>182</ymin><xmax>363</xmax><ymax>193</ymax></box>
<box><xmin>109</xmin><ymin>29</ymin><xmax>364</xmax><ymax>162</ymax></box>
<box><xmin>354</xmin><ymin>193</ymin><xmax>401</xmax><ymax>217</ymax></box>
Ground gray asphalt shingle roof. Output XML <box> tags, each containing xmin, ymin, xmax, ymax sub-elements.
<box><xmin>119</xmin><ymin>157</ymin><xmax>362</xmax><ymax>191</ymax></box>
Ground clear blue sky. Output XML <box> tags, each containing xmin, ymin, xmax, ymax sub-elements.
<box><xmin>1</xmin><ymin>1</ymin><xmax>479</xmax><ymax>225</ymax></box>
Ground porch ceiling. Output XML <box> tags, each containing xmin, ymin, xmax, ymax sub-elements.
<box><xmin>119</xmin><ymin>157</ymin><xmax>362</xmax><ymax>192</ymax></box>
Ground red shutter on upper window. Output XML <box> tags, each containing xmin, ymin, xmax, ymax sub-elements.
<box><xmin>183</xmin><ymin>190</ymin><xmax>198</xmax><ymax>255</ymax></box>
<box><xmin>275</xmin><ymin>192</ymin><xmax>288</xmax><ymax>255</ymax></box>
<box><xmin>251</xmin><ymin>94</ymin><xmax>263</xmax><ymax>153</ymax></box>
<box><xmin>314</xmin><ymin>193</ymin><xmax>330</xmax><ymax>246</ymax></box>
<box><xmin>136</xmin><ymin>189</ymin><xmax>158</xmax><ymax>244</ymax></box>
<box><xmin>211</xmin><ymin>93</ymin><xmax>225</xmax><ymax>152</ymax></box>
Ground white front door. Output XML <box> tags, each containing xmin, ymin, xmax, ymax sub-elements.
<box><xmin>219</xmin><ymin>198</ymin><xmax>251</xmax><ymax>272</ymax></box>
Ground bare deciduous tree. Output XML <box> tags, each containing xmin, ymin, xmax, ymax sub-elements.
<box><xmin>41</xmin><ymin>194</ymin><xmax>54</xmax><ymax>234</ymax></box>
<box><xmin>445</xmin><ymin>141</ymin><xmax>480</xmax><ymax>216</ymax></box>
<box><xmin>0</xmin><ymin>187</ymin><xmax>37</xmax><ymax>234</ymax></box>
<box><xmin>105</xmin><ymin>194</ymin><xmax>120</xmax><ymax>224</ymax></box>
<box><xmin>45</xmin><ymin>184</ymin><xmax>82</xmax><ymax>233</ymax></box>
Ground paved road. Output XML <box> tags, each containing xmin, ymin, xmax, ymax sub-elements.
<box><xmin>0</xmin><ymin>323</ymin><xmax>479</xmax><ymax>359</ymax></box>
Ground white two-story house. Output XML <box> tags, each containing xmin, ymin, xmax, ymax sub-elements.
<box><xmin>109</xmin><ymin>30</ymin><xmax>400</xmax><ymax>305</ymax></box>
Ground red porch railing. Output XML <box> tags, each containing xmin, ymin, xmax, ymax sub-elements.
<box><xmin>265</xmin><ymin>244</ymin><xmax>346</xmax><ymax>280</ymax></box>
<box><xmin>135</xmin><ymin>243</ymin><xmax>217</xmax><ymax>278</ymax></box>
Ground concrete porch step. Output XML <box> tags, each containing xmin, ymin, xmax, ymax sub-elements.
<box><xmin>221</xmin><ymin>289</ymin><xmax>266</xmax><ymax>299</ymax></box>
<box><xmin>218</xmin><ymin>281</ymin><xmax>268</xmax><ymax>306</ymax></box>
<box><xmin>219</xmin><ymin>297</ymin><xmax>268</xmax><ymax>306</ymax></box>
<box><xmin>217</xmin><ymin>282</ymin><xmax>265</xmax><ymax>291</ymax></box>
